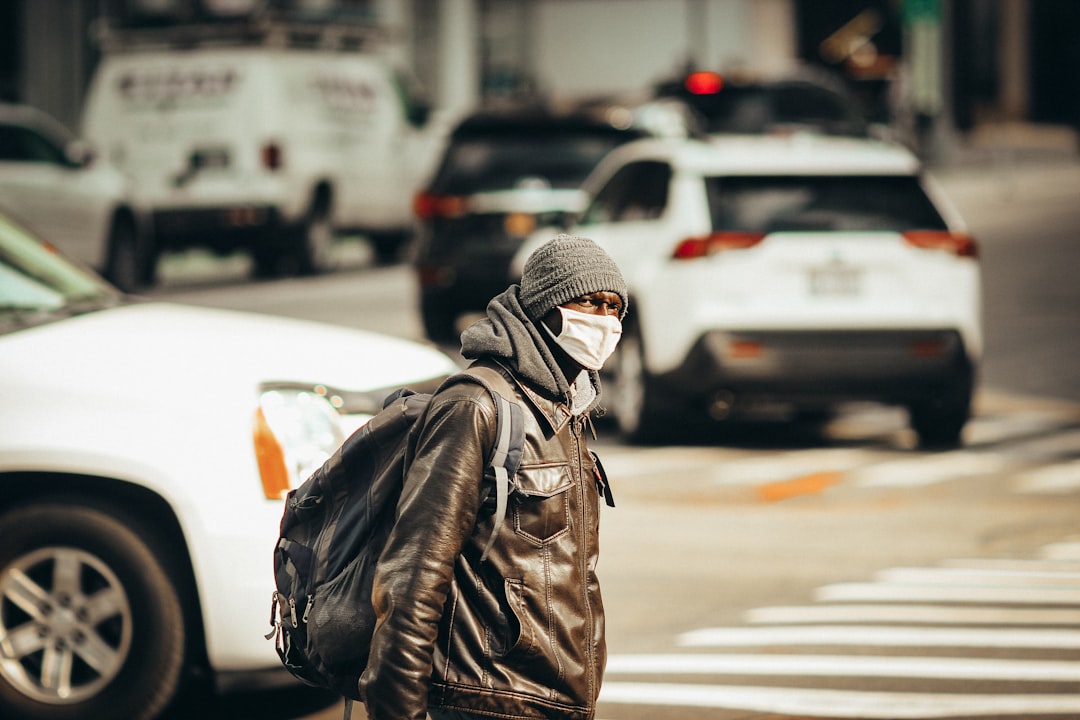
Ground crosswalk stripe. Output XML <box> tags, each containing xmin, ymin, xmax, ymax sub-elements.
<box><xmin>675</xmin><ymin>625</ymin><xmax>1080</xmax><ymax>649</ymax></box>
<box><xmin>941</xmin><ymin>557</ymin><xmax>1080</xmax><ymax>573</ymax></box>
<box><xmin>877</xmin><ymin>566</ymin><xmax>1080</xmax><ymax>587</ymax></box>
<box><xmin>744</xmin><ymin>603</ymin><xmax>1080</xmax><ymax>626</ymax></box>
<box><xmin>965</xmin><ymin>411</ymin><xmax>1072</xmax><ymax>445</ymax></box>
<box><xmin>605</xmin><ymin>653</ymin><xmax>1080</xmax><ymax>681</ymax></box>
<box><xmin>1013</xmin><ymin>459</ymin><xmax>1080</xmax><ymax>494</ymax></box>
<box><xmin>598</xmin><ymin>682</ymin><xmax>1080</xmax><ymax>718</ymax></box>
<box><xmin>1042</xmin><ymin>541</ymin><xmax>1080</xmax><ymax>560</ymax></box>
<box><xmin>1005</xmin><ymin>428</ymin><xmax>1080</xmax><ymax>461</ymax></box>
<box><xmin>816</xmin><ymin>582</ymin><xmax>1080</xmax><ymax>604</ymax></box>
<box><xmin>601</xmin><ymin>537</ymin><xmax>1080</xmax><ymax>718</ymax></box>
<box><xmin>851</xmin><ymin>451</ymin><xmax>1006</xmax><ymax>487</ymax></box>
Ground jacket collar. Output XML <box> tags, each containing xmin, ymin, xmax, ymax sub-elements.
<box><xmin>517</xmin><ymin>380</ymin><xmax>574</xmax><ymax>434</ymax></box>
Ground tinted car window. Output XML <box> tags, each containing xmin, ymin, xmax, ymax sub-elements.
<box><xmin>0</xmin><ymin>125</ymin><xmax>65</xmax><ymax>164</ymax></box>
<box><xmin>430</xmin><ymin>128</ymin><xmax>638</xmax><ymax>194</ymax></box>
<box><xmin>581</xmin><ymin>161</ymin><xmax>672</xmax><ymax>224</ymax></box>
<box><xmin>705</xmin><ymin>175</ymin><xmax>948</xmax><ymax>233</ymax></box>
<box><xmin>0</xmin><ymin>214</ymin><xmax>119</xmax><ymax>332</ymax></box>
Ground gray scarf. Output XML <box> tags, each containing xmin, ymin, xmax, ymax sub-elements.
<box><xmin>460</xmin><ymin>286</ymin><xmax>602</xmax><ymax>414</ymax></box>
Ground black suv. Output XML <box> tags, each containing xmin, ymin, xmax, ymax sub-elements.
<box><xmin>412</xmin><ymin>105</ymin><xmax>648</xmax><ymax>343</ymax></box>
<box><xmin>654</xmin><ymin>68</ymin><xmax>870</xmax><ymax>137</ymax></box>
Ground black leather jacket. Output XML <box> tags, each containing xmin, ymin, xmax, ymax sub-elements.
<box><xmin>360</xmin><ymin>359</ymin><xmax>607</xmax><ymax>720</ymax></box>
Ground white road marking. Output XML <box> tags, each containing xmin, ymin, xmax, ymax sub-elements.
<box><xmin>1042</xmin><ymin>541</ymin><xmax>1080</xmax><ymax>560</ymax></box>
<box><xmin>606</xmin><ymin>538</ymin><xmax>1080</xmax><ymax>718</ymax></box>
<box><xmin>851</xmin><ymin>451</ymin><xmax>1006</xmax><ymax>487</ymax></box>
<box><xmin>744</xmin><ymin>603</ymin><xmax>1080</xmax><ymax>626</ymax></box>
<box><xmin>676</xmin><ymin>625</ymin><xmax>1080</xmax><ymax>649</ymax></box>
<box><xmin>605</xmin><ymin>653</ymin><xmax>1080</xmax><ymax>681</ymax></box>
<box><xmin>816</xmin><ymin>582</ymin><xmax>1080</xmax><ymax>604</ymax></box>
<box><xmin>598</xmin><ymin>682</ymin><xmax>1080</xmax><ymax>718</ymax></box>
<box><xmin>1014</xmin><ymin>459</ymin><xmax>1080</xmax><ymax>493</ymax></box>
<box><xmin>965</xmin><ymin>411</ymin><xmax>1073</xmax><ymax>445</ymax></box>
<box><xmin>876</xmin><ymin>566</ymin><xmax>1080</xmax><ymax>587</ymax></box>
<box><xmin>941</xmin><ymin>557</ymin><xmax>1080</xmax><ymax>573</ymax></box>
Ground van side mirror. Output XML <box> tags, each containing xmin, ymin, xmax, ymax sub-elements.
<box><xmin>63</xmin><ymin>140</ymin><xmax>94</xmax><ymax>168</ymax></box>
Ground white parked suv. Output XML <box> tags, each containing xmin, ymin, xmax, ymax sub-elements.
<box><xmin>0</xmin><ymin>210</ymin><xmax>458</xmax><ymax>720</ymax></box>
<box><xmin>80</xmin><ymin>20</ymin><xmax>445</xmax><ymax>279</ymax></box>
<box><xmin>514</xmin><ymin>134</ymin><xmax>982</xmax><ymax>447</ymax></box>
<box><xmin>0</xmin><ymin>102</ymin><xmax>149</xmax><ymax>292</ymax></box>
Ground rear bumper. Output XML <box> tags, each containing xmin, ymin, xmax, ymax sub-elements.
<box><xmin>152</xmin><ymin>205</ymin><xmax>283</xmax><ymax>251</ymax></box>
<box><xmin>657</xmin><ymin>328</ymin><xmax>975</xmax><ymax>411</ymax></box>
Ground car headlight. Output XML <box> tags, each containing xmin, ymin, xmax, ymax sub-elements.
<box><xmin>253</xmin><ymin>388</ymin><xmax>345</xmax><ymax>500</ymax></box>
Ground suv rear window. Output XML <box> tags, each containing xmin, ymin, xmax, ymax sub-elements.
<box><xmin>429</xmin><ymin>125</ymin><xmax>642</xmax><ymax>194</ymax></box>
<box><xmin>706</xmin><ymin>175</ymin><xmax>948</xmax><ymax>233</ymax></box>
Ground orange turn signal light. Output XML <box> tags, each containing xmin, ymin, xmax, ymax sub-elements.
<box><xmin>253</xmin><ymin>408</ymin><xmax>290</xmax><ymax>500</ymax></box>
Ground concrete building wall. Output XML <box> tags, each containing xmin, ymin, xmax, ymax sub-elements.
<box><xmin>527</xmin><ymin>0</ymin><xmax>784</xmax><ymax>102</ymax></box>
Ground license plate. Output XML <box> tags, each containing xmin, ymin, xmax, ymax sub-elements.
<box><xmin>808</xmin><ymin>264</ymin><xmax>861</xmax><ymax>296</ymax></box>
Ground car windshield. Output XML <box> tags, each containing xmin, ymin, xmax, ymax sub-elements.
<box><xmin>0</xmin><ymin>213</ymin><xmax>121</xmax><ymax>333</ymax></box>
<box><xmin>705</xmin><ymin>175</ymin><xmax>948</xmax><ymax>233</ymax></box>
<box><xmin>431</xmin><ymin>130</ymin><xmax>635</xmax><ymax>194</ymax></box>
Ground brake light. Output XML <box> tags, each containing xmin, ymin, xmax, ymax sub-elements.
<box><xmin>261</xmin><ymin>142</ymin><xmax>282</xmax><ymax>171</ymax></box>
<box><xmin>684</xmin><ymin>71</ymin><xmax>724</xmax><ymax>95</ymax></box>
<box><xmin>413</xmin><ymin>191</ymin><xmax>469</xmax><ymax>220</ymax></box>
<box><xmin>417</xmin><ymin>264</ymin><xmax>454</xmax><ymax>287</ymax></box>
<box><xmin>902</xmin><ymin>230</ymin><xmax>977</xmax><ymax>258</ymax></box>
<box><xmin>911</xmin><ymin>339</ymin><xmax>946</xmax><ymax>357</ymax></box>
<box><xmin>672</xmin><ymin>231</ymin><xmax>765</xmax><ymax>259</ymax></box>
<box><xmin>726</xmin><ymin>340</ymin><xmax>764</xmax><ymax>359</ymax></box>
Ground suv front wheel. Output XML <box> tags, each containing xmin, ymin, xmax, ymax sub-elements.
<box><xmin>0</xmin><ymin>504</ymin><xmax>185</xmax><ymax>720</ymax></box>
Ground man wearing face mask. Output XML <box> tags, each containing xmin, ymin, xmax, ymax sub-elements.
<box><xmin>361</xmin><ymin>234</ymin><xmax>627</xmax><ymax>720</ymax></box>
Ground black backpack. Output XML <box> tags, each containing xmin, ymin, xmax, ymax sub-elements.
<box><xmin>266</xmin><ymin>366</ymin><xmax>524</xmax><ymax>705</ymax></box>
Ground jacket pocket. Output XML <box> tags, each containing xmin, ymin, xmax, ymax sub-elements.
<box><xmin>512</xmin><ymin>463</ymin><xmax>573</xmax><ymax>544</ymax></box>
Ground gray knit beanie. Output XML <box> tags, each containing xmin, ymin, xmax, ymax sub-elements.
<box><xmin>519</xmin><ymin>234</ymin><xmax>628</xmax><ymax>321</ymax></box>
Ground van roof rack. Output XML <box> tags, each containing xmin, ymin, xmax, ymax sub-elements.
<box><xmin>91</xmin><ymin>11</ymin><xmax>394</xmax><ymax>53</ymax></box>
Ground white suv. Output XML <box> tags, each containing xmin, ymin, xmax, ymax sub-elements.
<box><xmin>0</xmin><ymin>211</ymin><xmax>458</xmax><ymax>720</ymax></box>
<box><xmin>515</xmin><ymin>134</ymin><xmax>981</xmax><ymax>447</ymax></box>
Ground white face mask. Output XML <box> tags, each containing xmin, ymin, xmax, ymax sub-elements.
<box><xmin>543</xmin><ymin>306</ymin><xmax>623</xmax><ymax>370</ymax></box>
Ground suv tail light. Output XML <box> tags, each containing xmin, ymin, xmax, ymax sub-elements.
<box><xmin>413</xmin><ymin>191</ymin><xmax>468</xmax><ymax>220</ymax></box>
<box><xmin>261</xmin><ymin>142</ymin><xmax>282</xmax><ymax>171</ymax></box>
<box><xmin>673</xmin><ymin>231</ymin><xmax>765</xmax><ymax>259</ymax></box>
<box><xmin>902</xmin><ymin>230</ymin><xmax>978</xmax><ymax>258</ymax></box>
<box><xmin>684</xmin><ymin>71</ymin><xmax>724</xmax><ymax>95</ymax></box>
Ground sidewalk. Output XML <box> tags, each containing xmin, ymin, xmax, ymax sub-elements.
<box><xmin>926</xmin><ymin>121</ymin><xmax>1080</xmax><ymax>206</ymax></box>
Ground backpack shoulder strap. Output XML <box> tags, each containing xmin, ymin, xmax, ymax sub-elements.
<box><xmin>448</xmin><ymin>365</ymin><xmax>525</xmax><ymax>562</ymax></box>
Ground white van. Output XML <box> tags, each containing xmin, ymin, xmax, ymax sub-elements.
<box><xmin>81</xmin><ymin>25</ymin><xmax>445</xmax><ymax>280</ymax></box>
